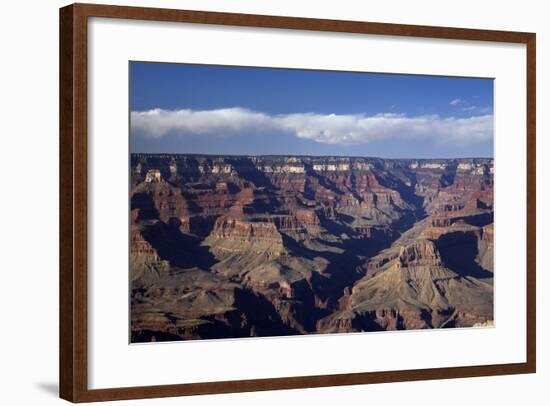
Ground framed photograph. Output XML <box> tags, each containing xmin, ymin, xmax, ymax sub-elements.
<box><xmin>59</xmin><ymin>3</ymin><xmax>536</xmax><ymax>402</ymax></box>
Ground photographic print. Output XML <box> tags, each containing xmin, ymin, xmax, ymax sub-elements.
<box><xmin>129</xmin><ymin>62</ymin><xmax>494</xmax><ymax>343</ymax></box>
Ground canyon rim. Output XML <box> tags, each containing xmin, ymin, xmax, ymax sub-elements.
<box><xmin>129</xmin><ymin>63</ymin><xmax>494</xmax><ymax>343</ymax></box>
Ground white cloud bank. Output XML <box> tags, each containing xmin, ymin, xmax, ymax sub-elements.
<box><xmin>131</xmin><ymin>107</ymin><xmax>493</xmax><ymax>146</ymax></box>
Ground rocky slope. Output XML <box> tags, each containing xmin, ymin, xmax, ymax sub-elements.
<box><xmin>130</xmin><ymin>154</ymin><xmax>494</xmax><ymax>342</ymax></box>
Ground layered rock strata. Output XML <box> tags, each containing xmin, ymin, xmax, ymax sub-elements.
<box><xmin>130</xmin><ymin>154</ymin><xmax>494</xmax><ymax>342</ymax></box>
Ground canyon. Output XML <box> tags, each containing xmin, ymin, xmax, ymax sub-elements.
<box><xmin>130</xmin><ymin>154</ymin><xmax>494</xmax><ymax>342</ymax></box>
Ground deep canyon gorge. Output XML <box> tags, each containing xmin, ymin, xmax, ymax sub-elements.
<box><xmin>130</xmin><ymin>154</ymin><xmax>494</xmax><ymax>342</ymax></box>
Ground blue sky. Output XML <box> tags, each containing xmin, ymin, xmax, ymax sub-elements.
<box><xmin>130</xmin><ymin>62</ymin><xmax>494</xmax><ymax>158</ymax></box>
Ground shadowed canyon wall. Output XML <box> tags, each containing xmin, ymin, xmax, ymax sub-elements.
<box><xmin>130</xmin><ymin>154</ymin><xmax>494</xmax><ymax>342</ymax></box>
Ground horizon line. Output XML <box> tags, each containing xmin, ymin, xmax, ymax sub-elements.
<box><xmin>129</xmin><ymin>152</ymin><xmax>494</xmax><ymax>161</ymax></box>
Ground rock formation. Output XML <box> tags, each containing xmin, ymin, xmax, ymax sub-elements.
<box><xmin>130</xmin><ymin>154</ymin><xmax>494</xmax><ymax>342</ymax></box>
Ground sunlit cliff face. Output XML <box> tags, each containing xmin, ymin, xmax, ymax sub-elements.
<box><xmin>130</xmin><ymin>154</ymin><xmax>493</xmax><ymax>342</ymax></box>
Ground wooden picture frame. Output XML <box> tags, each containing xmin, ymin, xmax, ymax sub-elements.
<box><xmin>59</xmin><ymin>3</ymin><xmax>536</xmax><ymax>402</ymax></box>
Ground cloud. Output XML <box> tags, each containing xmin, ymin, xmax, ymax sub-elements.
<box><xmin>130</xmin><ymin>108</ymin><xmax>274</xmax><ymax>138</ymax></box>
<box><xmin>131</xmin><ymin>107</ymin><xmax>493</xmax><ymax>146</ymax></box>
<box><xmin>462</xmin><ymin>105</ymin><xmax>493</xmax><ymax>114</ymax></box>
<box><xmin>449</xmin><ymin>98</ymin><xmax>492</xmax><ymax>115</ymax></box>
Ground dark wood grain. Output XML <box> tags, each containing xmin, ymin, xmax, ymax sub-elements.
<box><xmin>70</xmin><ymin>2</ymin><xmax>534</xmax><ymax>43</ymax></box>
<box><xmin>525</xmin><ymin>34</ymin><xmax>536</xmax><ymax>371</ymax></box>
<box><xmin>73</xmin><ymin>3</ymin><xmax>89</xmax><ymax>401</ymax></box>
<box><xmin>59</xmin><ymin>4</ymin><xmax>74</xmax><ymax>401</ymax></box>
<box><xmin>73</xmin><ymin>362</ymin><xmax>532</xmax><ymax>402</ymax></box>
<box><xmin>60</xmin><ymin>4</ymin><xmax>90</xmax><ymax>402</ymax></box>
<box><xmin>59</xmin><ymin>3</ymin><xmax>536</xmax><ymax>402</ymax></box>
